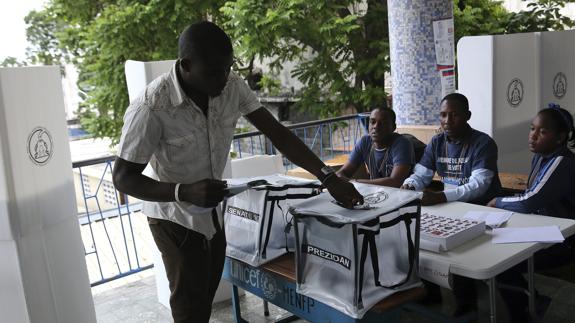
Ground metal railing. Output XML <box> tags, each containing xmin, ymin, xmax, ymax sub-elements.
<box><xmin>232</xmin><ymin>114</ymin><xmax>369</xmax><ymax>167</ymax></box>
<box><xmin>74</xmin><ymin>114</ymin><xmax>369</xmax><ymax>287</ymax></box>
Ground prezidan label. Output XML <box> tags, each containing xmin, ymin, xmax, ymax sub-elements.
<box><xmin>227</xmin><ymin>206</ymin><xmax>260</xmax><ymax>222</ymax></box>
<box><xmin>302</xmin><ymin>244</ymin><xmax>351</xmax><ymax>270</ymax></box>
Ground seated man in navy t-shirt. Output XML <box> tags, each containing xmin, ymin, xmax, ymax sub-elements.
<box><xmin>402</xmin><ymin>93</ymin><xmax>501</xmax><ymax>206</ymax></box>
<box><xmin>337</xmin><ymin>107</ymin><xmax>415</xmax><ymax>188</ymax></box>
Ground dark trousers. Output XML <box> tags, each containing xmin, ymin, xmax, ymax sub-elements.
<box><xmin>148</xmin><ymin>213</ymin><xmax>226</xmax><ymax>323</ymax></box>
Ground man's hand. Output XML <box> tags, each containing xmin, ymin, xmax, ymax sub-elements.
<box><xmin>324</xmin><ymin>175</ymin><xmax>364</xmax><ymax>208</ymax></box>
<box><xmin>421</xmin><ymin>191</ymin><xmax>447</xmax><ymax>206</ymax></box>
<box><xmin>486</xmin><ymin>198</ymin><xmax>498</xmax><ymax>208</ymax></box>
<box><xmin>179</xmin><ymin>179</ymin><xmax>228</xmax><ymax>208</ymax></box>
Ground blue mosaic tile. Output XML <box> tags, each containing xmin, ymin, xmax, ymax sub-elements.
<box><xmin>388</xmin><ymin>0</ymin><xmax>454</xmax><ymax>125</ymax></box>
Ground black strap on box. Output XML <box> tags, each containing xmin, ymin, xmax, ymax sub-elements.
<box><xmin>357</xmin><ymin>211</ymin><xmax>418</xmax><ymax>304</ymax></box>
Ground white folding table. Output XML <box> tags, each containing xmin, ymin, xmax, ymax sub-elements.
<box><xmin>420</xmin><ymin>202</ymin><xmax>575</xmax><ymax>323</ymax></box>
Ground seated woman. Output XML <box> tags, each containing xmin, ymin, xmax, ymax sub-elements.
<box><xmin>488</xmin><ymin>105</ymin><xmax>575</xmax><ymax>218</ymax></box>
<box><xmin>487</xmin><ymin>104</ymin><xmax>575</xmax><ymax>323</ymax></box>
<box><xmin>337</xmin><ymin>107</ymin><xmax>414</xmax><ymax>187</ymax></box>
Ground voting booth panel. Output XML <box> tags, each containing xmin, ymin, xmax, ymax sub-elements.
<box><xmin>540</xmin><ymin>31</ymin><xmax>575</xmax><ymax>118</ymax></box>
<box><xmin>290</xmin><ymin>184</ymin><xmax>422</xmax><ymax>319</ymax></box>
<box><xmin>458</xmin><ymin>30</ymin><xmax>575</xmax><ymax>174</ymax></box>
<box><xmin>0</xmin><ymin>66</ymin><xmax>96</xmax><ymax>323</ymax></box>
<box><xmin>224</xmin><ymin>174</ymin><xmax>321</xmax><ymax>267</ymax></box>
<box><xmin>0</xmin><ymin>240</ymin><xmax>30</xmax><ymax>323</ymax></box>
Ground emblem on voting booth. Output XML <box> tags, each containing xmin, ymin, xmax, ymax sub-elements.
<box><xmin>507</xmin><ymin>78</ymin><xmax>524</xmax><ymax>107</ymax></box>
<box><xmin>553</xmin><ymin>72</ymin><xmax>567</xmax><ymax>99</ymax></box>
<box><xmin>27</xmin><ymin>127</ymin><xmax>53</xmax><ymax>166</ymax></box>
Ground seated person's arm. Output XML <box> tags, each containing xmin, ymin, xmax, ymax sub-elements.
<box><xmin>494</xmin><ymin>157</ymin><xmax>571</xmax><ymax>214</ymax></box>
<box><xmin>358</xmin><ymin>164</ymin><xmax>412</xmax><ymax>188</ymax></box>
<box><xmin>336</xmin><ymin>161</ymin><xmax>360</xmax><ymax>180</ymax></box>
<box><xmin>402</xmin><ymin>141</ymin><xmax>436</xmax><ymax>190</ymax></box>
<box><xmin>443</xmin><ymin>168</ymin><xmax>494</xmax><ymax>202</ymax></box>
<box><xmin>335</xmin><ymin>135</ymin><xmax>367</xmax><ymax>180</ymax></box>
<box><xmin>442</xmin><ymin>139</ymin><xmax>497</xmax><ymax>203</ymax></box>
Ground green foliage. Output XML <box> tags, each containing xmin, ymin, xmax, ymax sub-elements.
<box><xmin>0</xmin><ymin>57</ymin><xmax>28</xmax><ymax>67</ymax></box>
<box><xmin>221</xmin><ymin>0</ymin><xmax>390</xmax><ymax>117</ymax></box>
<box><xmin>17</xmin><ymin>0</ymin><xmax>575</xmax><ymax>143</ymax></box>
<box><xmin>24</xmin><ymin>8</ymin><xmax>70</xmax><ymax>67</ymax></box>
<box><xmin>505</xmin><ymin>0</ymin><xmax>575</xmax><ymax>33</ymax></box>
<box><xmin>257</xmin><ymin>74</ymin><xmax>282</xmax><ymax>96</ymax></box>
<box><xmin>453</xmin><ymin>0</ymin><xmax>509</xmax><ymax>44</ymax></box>
<box><xmin>27</xmin><ymin>0</ymin><xmax>226</xmax><ymax>143</ymax></box>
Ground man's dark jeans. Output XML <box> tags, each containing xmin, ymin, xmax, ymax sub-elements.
<box><xmin>148</xmin><ymin>212</ymin><xmax>226</xmax><ymax>323</ymax></box>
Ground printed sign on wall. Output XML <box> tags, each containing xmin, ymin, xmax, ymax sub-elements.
<box><xmin>433</xmin><ymin>18</ymin><xmax>456</xmax><ymax>98</ymax></box>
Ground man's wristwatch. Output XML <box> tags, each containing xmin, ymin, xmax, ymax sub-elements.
<box><xmin>320</xmin><ymin>165</ymin><xmax>336</xmax><ymax>183</ymax></box>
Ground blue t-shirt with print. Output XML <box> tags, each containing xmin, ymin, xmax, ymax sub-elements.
<box><xmin>349</xmin><ymin>133</ymin><xmax>415</xmax><ymax>179</ymax></box>
<box><xmin>419</xmin><ymin>126</ymin><xmax>501</xmax><ymax>204</ymax></box>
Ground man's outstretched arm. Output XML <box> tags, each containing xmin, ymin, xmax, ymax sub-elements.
<box><xmin>245</xmin><ymin>107</ymin><xmax>363</xmax><ymax>207</ymax></box>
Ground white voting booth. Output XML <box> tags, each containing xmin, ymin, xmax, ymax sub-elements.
<box><xmin>124</xmin><ymin>59</ymin><xmax>235</xmax><ymax>307</ymax></box>
<box><xmin>458</xmin><ymin>30</ymin><xmax>575</xmax><ymax>174</ymax></box>
<box><xmin>0</xmin><ymin>67</ymin><xmax>96</xmax><ymax>323</ymax></box>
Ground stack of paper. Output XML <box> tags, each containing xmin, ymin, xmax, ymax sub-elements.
<box><xmin>492</xmin><ymin>226</ymin><xmax>565</xmax><ymax>244</ymax></box>
<box><xmin>463</xmin><ymin>211</ymin><xmax>513</xmax><ymax>229</ymax></box>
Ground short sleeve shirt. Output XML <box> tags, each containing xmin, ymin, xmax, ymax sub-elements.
<box><xmin>116</xmin><ymin>63</ymin><xmax>261</xmax><ymax>239</ymax></box>
<box><xmin>349</xmin><ymin>134</ymin><xmax>415</xmax><ymax>179</ymax></box>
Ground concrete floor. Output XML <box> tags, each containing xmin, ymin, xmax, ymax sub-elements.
<box><xmin>92</xmin><ymin>269</ymin><xmax>575</xmax><ymax>323</ymax></box>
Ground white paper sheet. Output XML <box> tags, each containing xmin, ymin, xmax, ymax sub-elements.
<box><xmin>463</xmin><ymin>211</ymin><xmax>513</xmax><ymax>229</ymax></box>
<box><xmin>492</xmin><ymin>226</ymin><xmax>565</xmax><ymax>244</ymax></box>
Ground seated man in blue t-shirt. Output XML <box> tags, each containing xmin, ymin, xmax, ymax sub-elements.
<box><xmin>401</xmin><ymin>93</ymin><xmax>502</xmax><ymax>206</ymax></box>
<box><xmin>337</xmin><ymin>107</ymin><xmax>415</xmax><ymax>188</ymax></box>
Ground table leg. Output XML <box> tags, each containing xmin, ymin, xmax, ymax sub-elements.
<box><xmin>488</xmin><ymin>278</ymin><xmax>497</xmax><ymax>323</ymax></box>
<box><xmin>528</xmin><ymin>256</ymin><xmax>536</xmax><ymax>319</ymax></box>
<box><xmin>232</xmin><ymin>285</ymin><xmax>248</xmax><ymax>323</ymax></box>
<box><xmin>264</xmin><ymin>300</ymin><xmax>270</xmax><ymax>316</ymax></box>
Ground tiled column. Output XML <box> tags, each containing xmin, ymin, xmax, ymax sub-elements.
<box><xmin>388</xmin><ymin>0</ymin><xmax>454</xmax><ymax>125</ymax></box>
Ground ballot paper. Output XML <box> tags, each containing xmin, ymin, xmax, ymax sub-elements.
<box><xmin>492</xmin><ymin>226</ymin><xmax>565</xmax><ymax>244</ymax></box>
<box><xmin>463</xmin><ymin>211</ymin><xmax>514</xmax><ymax>229</ymax></box>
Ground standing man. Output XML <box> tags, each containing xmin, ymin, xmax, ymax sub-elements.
<box><xmin>112</xmin><ymin>21</ymin><xmax>363</xmax><ymax>323</ymax></box>
<box><xmin>337</xmin><ymin>107</ymin><xmax>415</xmax><ymax>187</ymax></box>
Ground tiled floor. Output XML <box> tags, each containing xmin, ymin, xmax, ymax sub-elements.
<box><xmin>92</xmin><ymin>269</ymin><xmax>575</xmax><ymax>323</ymax></box>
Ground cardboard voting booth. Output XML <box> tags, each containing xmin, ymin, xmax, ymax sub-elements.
<box><xmin>290</xmin><ymin>184</ymin><xmax>422</xmax><ymax>319</ymax></box>
<box><xmin>458</xmin><ymin>30</ymin><xmax>575</xmax><ymax>174</ymax></box>
<box><xmin>224</xmin><ymin>174</ymin><xmax>321</xmax><ymax>266</ymax></box>
<box><xmin>0</xmin><ymin>66</ymin><xmax>96</xmax><ymax>323</ymax></box>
